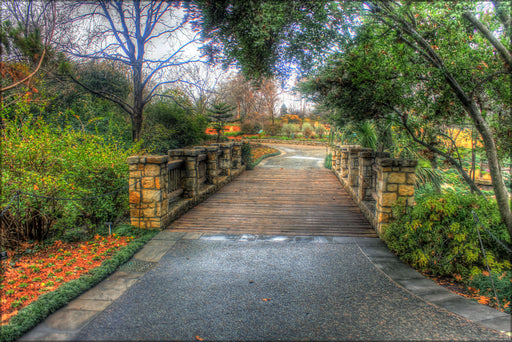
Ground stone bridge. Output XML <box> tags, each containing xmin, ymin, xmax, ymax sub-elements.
<box><xmin>127</xmin><ymin>141</ymin><xmax>417</xmax><ymax>236</ymax></box>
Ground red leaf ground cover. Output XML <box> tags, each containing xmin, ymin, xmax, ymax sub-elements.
<box><xmin>0</xmin><ymin>234</ymin><xmax>132</xmax><ymax>325</ymax></box>
<box><xmin>251</xmin><ymin>145</ymin><xmax>279</xmax><ymax>162</ymax></box>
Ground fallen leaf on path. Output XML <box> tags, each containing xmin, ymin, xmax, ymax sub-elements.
<box><xmin>195</xmin><ymin>335</ymin><xmax>204</xmax><ymax>341</ymax></box>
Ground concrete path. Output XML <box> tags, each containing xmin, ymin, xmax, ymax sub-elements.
<box><xmin>20</xmin><ymin>144</ymin><xmax>511</xmax><ymax>341</ymax></box>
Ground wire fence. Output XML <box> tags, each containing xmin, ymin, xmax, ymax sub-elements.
<box><xmin>0</xmin><ymin>180</ymin><xmax>140</xmax><ymax>254</ymax></box>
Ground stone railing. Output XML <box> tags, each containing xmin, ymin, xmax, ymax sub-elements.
<box><xmin>244</xmin><ymin>138</ymin><xmax>327</xmax><ymax>146</ymax></box>
<box><xmin>330</xmin><ymin>144</ymin><xmax>417</xmax><ymax>235</ymax></box>
<box><xmin>127</xmin><ymin>141</ymin><xmax>244</xmax><ymax>229</ymax></box>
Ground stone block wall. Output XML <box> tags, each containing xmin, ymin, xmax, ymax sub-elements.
<box><xmin>330</xmin><ymin>145</ymin><xmax>417</xmax><ymax>235</ymax></box>
<box><xmin>128</xmin><ymin>141</ymin><xmax>245</xmax><ymax>229</ymax></box>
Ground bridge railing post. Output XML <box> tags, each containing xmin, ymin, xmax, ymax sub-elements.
<box><xmin>347</xmin><ymin>146</ymin><xmax>365</xmax><ymax>202</ymax></box>
<box><xmin>127</xmin><ymin>155</ymin><xmax>169</xmax><ymax>229</ymax></box>
<box><xmin>214</xmin><ymin>142</ymin><xmax>234</xmax><ymax>177</ymax></box>
<box><xmin>205</xmin><ymin>145</ymin><xmax>220</xmax><ymax>185</ymax></box>
<box><xmin>357</xmin><ymin>149</ymin><xmax>376</xmax><ymax>202</ymax></box>
<box><xmin>232</xmin><ymin>141</ymin><xmax>242</xmax><ymax>171</ymax></box>
<box><xmin>182</xmin><ymin>148</ymin><xmax>201</xmax><ymax>198</ymax></box>
<box><xmin>375</xmin><ymin>158</ymin><xmax>417</xmax><ymax>235</ymax></box>
<box><xmin>332</xmin><ymin>145</ymin><xmax>340</xmax><ymax>171</ymax></box>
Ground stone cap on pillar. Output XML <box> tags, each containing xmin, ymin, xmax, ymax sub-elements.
<box><xmin>376</xmin><ymin>158</ymin><xmax>418</xmax><ymax>168</ymax></box>
<box><xmin>183</xmin><ymin>148</ymin><xmax>202</xmax><ymax>157</ymax></box>
<box><xmin>168</xmin><ymin>149</ymin><xmax>185</xmax><ymax>158</ymax></box>
<box><xmin>127</xmin><ymin>156</ymin><xmax>142</xmax><ymax>164</ymax></box>
<box><xmin>145</xmin><ymin>155</ymin><xmax>168</xmax><ymax>164</ymax></box>
<box><xmin>205</xmin><ymin>146</ymin><xmax>220</xmax><ymax>152</ymax></box>
<box><xmin>348</xmin><ymin>146</ymin><xmax>367</xmax><ymax>154</ymax></box>
<box><xmin>357</xmin><ymin>148</ymin><xmax>374</xmax><ymax>158</ymax></box>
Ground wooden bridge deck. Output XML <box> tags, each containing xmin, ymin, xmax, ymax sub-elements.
<box><xmin>167</xmin><ymin>168</ymin><xmax>377</xmax><ymax>237</ymax></box>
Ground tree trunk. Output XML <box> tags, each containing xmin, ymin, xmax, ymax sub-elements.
<box><xmin>132</xmin><ymin>64</ymin><xmax>144</xmax><ymax>142</ymax></box>
<box><xmin>445</xmin><ymin>73</ymin><xmax>512</xmax><ymax>234</ymax></box>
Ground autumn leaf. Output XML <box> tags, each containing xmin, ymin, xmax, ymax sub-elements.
<box><xmin>195</xmin><ymin>335</ymin><xmax>204</xmax><ymax>341</ymax></box>
<box><xmin>1</xmin><ymin>235</ymin><xmax>131</xmax><ymax>325</ymax></box>
<box><xmin>262</xmin><ymin>298</ymin><xmax>272</xmax><ymax>302</ymax></box>
<box><xmin>477</xmin><ymin>296</ymin><xmax>490</xmax><ymax>305</ymax></box>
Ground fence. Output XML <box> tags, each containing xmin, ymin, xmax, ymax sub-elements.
<box><xmin>329</xmin><ymin>144</ymin><xmax>418</xmax><ymax>235</ymax></box>
<box><xmin>127</xmin><ymin>141</ymin><xmax>244</xmax><ymax>229</ymax></box>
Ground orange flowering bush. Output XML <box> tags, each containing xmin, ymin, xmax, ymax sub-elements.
<box><xmin>0</xmin><ymin>234</ymin><xmax>132</xmax><ymax>325</ymax></box>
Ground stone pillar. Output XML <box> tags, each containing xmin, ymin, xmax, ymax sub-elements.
<box><xmin>215</xmin><ymin>142</ymin><xmax>233</xmax><ymax>177</ymax></box>
<box><xmin>182</xmin><ymin>149</ymin><xmax>201</xmax><ymax>198</ymax></box>
<box><xmin>232</xmin><ymin>141</ymin><xmax>242</xmax><ymax>170</ymax></box>
<box><xmin>340</xmin><ymin>146</ymin><xmax>350</xmax><ymax>181</ymax></box>
<box><xmin>127</xmin><ymin>155</ymin><xmax>169</xmax><ymax>229</ymax></box>
<box><xmin>333</xmin><ymin>145</ymin><xmax>341</xmax><ymax>173</ymax></box>
<box><xmin>348</xmin><ymin>146</ymin><xmax>364</xmax><ymax>190</ymax></box>
<box><xmin>358</xmin><ymin>149</ymin><xmax>375</xmax><ymax>202</ymax></box>
<box><xmin>375</xmin><ymin>158</ymin><xmax>417</xmax><ymax>235</ymax></box>
<box><xmin>205</xmin><ymin>145</ymin><xmax>220</xmax><ymax>184</ymax></box>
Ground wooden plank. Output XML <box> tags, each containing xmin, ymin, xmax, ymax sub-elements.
<box><xmin>166</xmin><ymin>168</ymin><xmax>378</xmax><ymax>237</ymax></box>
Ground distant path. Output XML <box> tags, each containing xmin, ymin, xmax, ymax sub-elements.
<box><xmin>167</xmin><ymin>144</ymin><xmax>377</xmax><ymax>237</ymax></box>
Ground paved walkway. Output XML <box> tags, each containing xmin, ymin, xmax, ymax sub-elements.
<box><xmin>20</xmin><ymin>145</ymin><xmax>511</xmax><ymax>341</ymax></box>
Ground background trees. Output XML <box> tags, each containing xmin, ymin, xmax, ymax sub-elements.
<box><xmin>61</xmin><ymin>0</ymin><xmax>203</xmax><ymax>141</ymax></box>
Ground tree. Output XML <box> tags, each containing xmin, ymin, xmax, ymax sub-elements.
<box><xmin>280</xmin><ymin>103</ymin><xmax>288</xmax><ymax>117</ymax></box>
<box><xmin>0</xmin><ymin>0</ymin><xmax>59</xmax><ymax>106</ymax></box>
<box><xmin>196</xmin><ymin>0</ymin><xmax>356</xmax><ymax>79</ymax></box>
<box><xmin>175</xmin><ymin>63</ymin><xmax>232</xmax><ymax>117</ymax></box>
<box><xmin>257</xmin><ymin>77</ymin><xmax>280</xmax><ymax>126</ymax></box>
<box><xmin>207</xmin><ymin>102</ymin><xmax>236</xmax><ymax>142</ymax></box>
<box><xmin>62</xmin><ymin>1</ymin><xmax>202</xmax><ymax>141</ymax></box>
<box><xmin>362</xmin><ymin>1</ymin><xmax>512</xmax><ymax>235</ymax></box>
<box><xmin>217</xmin><ymin>73</ymin><xmax>259</xmax><ymax>121</ymax></box>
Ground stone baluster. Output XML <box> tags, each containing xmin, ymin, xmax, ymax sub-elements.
<box><xmin>205</xmin><ymin>145</ymin><xmax>220</xmax><ymax>184</ymax></box>
<box><xmin>182</xmin><ymin>149</ymin><xmax>201</xmax><ymax>198</ymax></box>
<box><xmin>232</xmin><ymin>141</ymin><xmax>243</xmax><ymax>170</ymax></box>
<box><xmin>357</xmin><ymin>149</ymin><xmax>375</xmax><ymax>202</ymax></box>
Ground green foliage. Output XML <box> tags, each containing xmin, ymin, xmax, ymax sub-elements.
<box><xmin>324</xmin><ymin>153</ymin><xmax>332</xmax><ymax>169</ymax></box>
<box><xmin>1</xmin><ymin>103</ymin><xmax>140</xmax><ymax>246</ymax></box>
<box><xmin>241</xmin><ymin>121</ymin><xmax>262</xmax><ymax>134</ymax></box>
<box><xmin>468</xmin><ymin>271</ymin><xmax>511</xmax><ymax>314</ymax></box>
<box><xmin>382</xmin><ymin>190</ymin><xmax>511</xmax><ymax>279</ymax></box>
<box><xmin>415</xmin><ymin>165</ymin><xmax>449</xmax><ymax>193</ymax></box>
<box><xmin>197</xmin><ymin>0</ymin><xmax>350</xmax><ymax>79</ymax></box>
<box><xmin>241</xmin><ymin>142</ymin><xmax>253</xmax><ymax>169</ymax></box>
<box><xmin>282</xmin><ymin>123</ymin><xmax>300</xmax><ymax>137</ymax></box>
<box><xmin>315</xmin><ymin>124</ymin><xmax>327</xmax><ymax>138</ymax></box>
<box><xmin>142</xmin><ymin>99</ymin><xmax>208</xmax><ymax>153</ymax></box>
<box><xmin>301</xmin><ymin>122</ymin><xmax>314</xmax><ymax>138</ymax></box>
<box><xmin>0</xmin><ymin>229</ymin><xmax>158</xmax><ymax>342</ymax></box>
